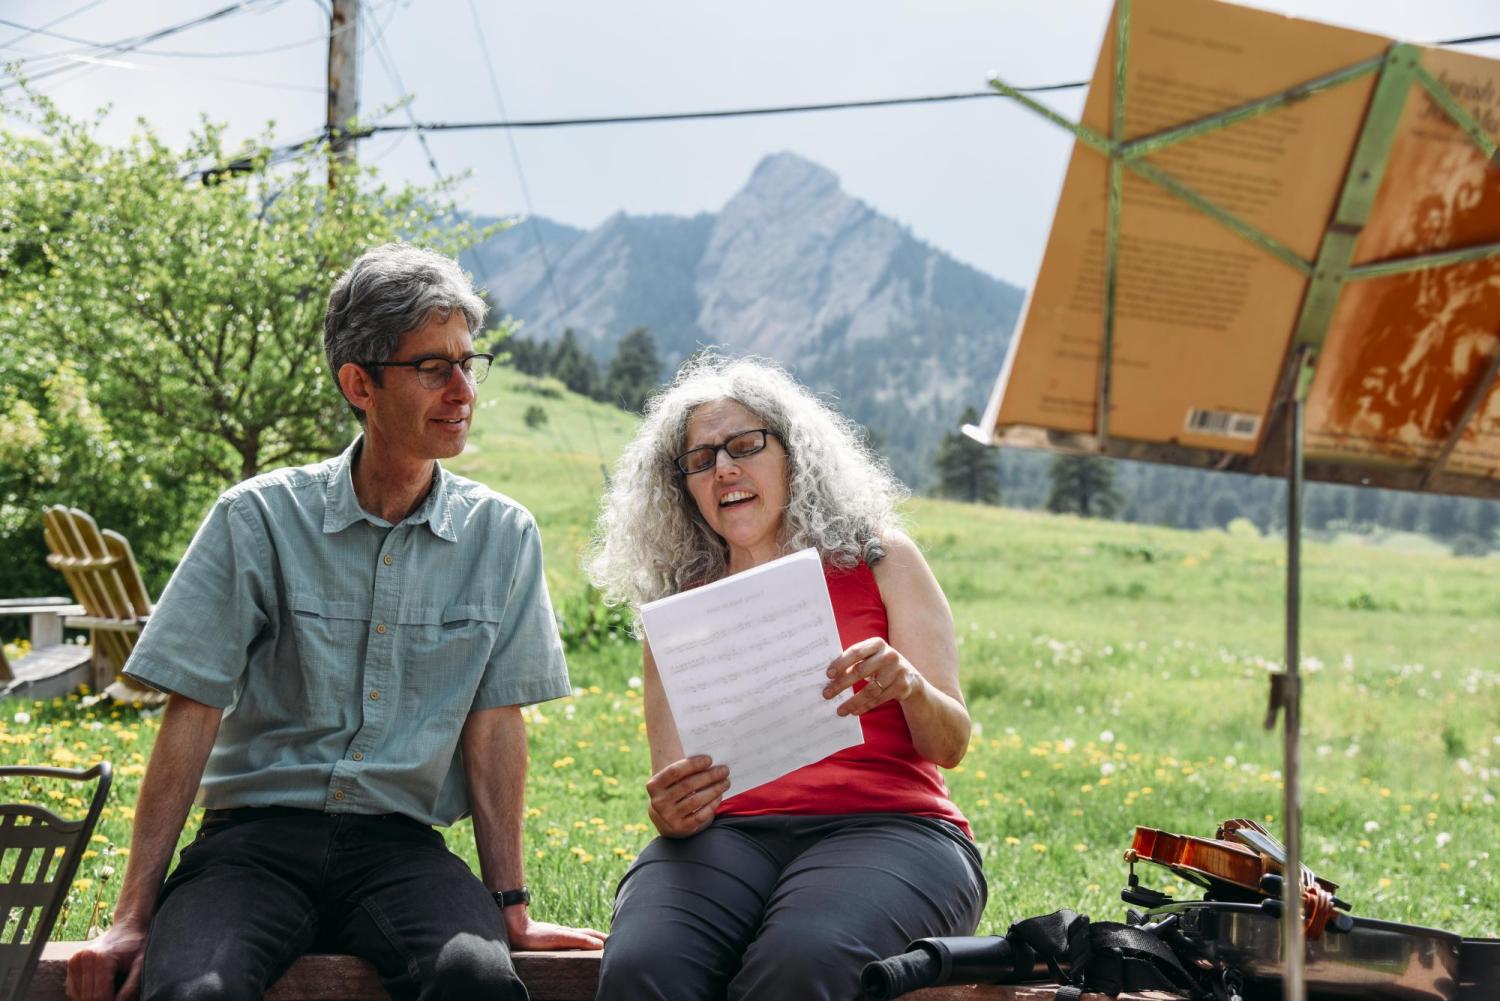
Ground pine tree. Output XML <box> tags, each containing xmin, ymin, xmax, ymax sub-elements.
<box><xmin>499</xmin><ymin>335</ymin><xmax>549</xmax><ymax>376</ymax></box>
<box><xmin>604</xmin><ymin>327</ymin><xmax>662</xmax><ymax>413</ymax></box>
<box><xmin>548</xmin><ymin>329</ymin><xmax>599</xmax><ymax>397</ymax></box>
<box><xmin>1046</xmin><ymin>454</ymin><xmax>1122</xmax><ymax>518</ymax></box>
<box><xmin>932</xmin><ymin>407</ymin><xmax>1002</xmax><ymax>504</ymax></box>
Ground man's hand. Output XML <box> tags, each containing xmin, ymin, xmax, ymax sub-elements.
<box><xmin>66</xmin><ymin>921</ymin><xmax>147</xmax><ymax>1001</ymax></box>
<box><xmin>503</xmin><ymin>909</ymin><xmax>606</xmax><ymax>951</ymax></box>
<box><xmin>646</xmin><ymin>755</ymin><xmax>728</xmax><ymax>838</ymax></box>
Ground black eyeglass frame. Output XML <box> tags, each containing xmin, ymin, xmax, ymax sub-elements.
<box><xmin>673</xmin><ymin>428</ymin><xmax>784</xmax><ymax>476</ymax></box>
<box><xmin>361</xmin><ymin>352</ymin><xmax>496</xmax><ymax>389</ymax></box>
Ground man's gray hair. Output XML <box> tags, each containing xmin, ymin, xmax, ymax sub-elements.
<box><xmin>323</xmin><ymin>243</ymin><xmax>487</xmax><ymax>416</ymax></box>
<box><xmin>585</xmin><ymin>354</ymin><xmax>907</xmax><ymax>621</ymax></box>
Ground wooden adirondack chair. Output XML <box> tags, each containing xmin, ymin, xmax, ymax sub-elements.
<box><xmin>40</xmin><ymin>507</ymin><xmax>159</xmax><ymax>702</ymax></box>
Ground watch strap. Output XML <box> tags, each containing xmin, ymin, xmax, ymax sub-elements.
<box><xmin>493</xmin><ymin>886</ymin><xmax>531</xmax><ymax>909</ymax></box>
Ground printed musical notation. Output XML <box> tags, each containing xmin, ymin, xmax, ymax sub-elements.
<box><xmin>640</xmin><ymin>548</ymin><xmax>864</xmax><ymax>796</ymax></box>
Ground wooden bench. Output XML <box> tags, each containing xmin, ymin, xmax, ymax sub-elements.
<box><xmin>27</xmin><ymin>944</ymin><xmax>1178</xmax><ymax>1000</ymax></box>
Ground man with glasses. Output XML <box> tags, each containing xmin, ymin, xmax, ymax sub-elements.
<box><xmin>67</xmin><ymin>244</ymin><xmax>602</xmax><ymax>1001</ymax></box>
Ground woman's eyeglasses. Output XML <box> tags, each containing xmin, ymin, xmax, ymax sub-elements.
<box><xmin>673</xmin><ymin>429</ymin><xmax>782</xmax><ymax>475</ymax></box>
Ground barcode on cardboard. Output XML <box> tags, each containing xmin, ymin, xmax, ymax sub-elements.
<box><xmin>1186</xmin><ymin>408</ymin><xmax>1260</xmax><ymax>439</ymax></box>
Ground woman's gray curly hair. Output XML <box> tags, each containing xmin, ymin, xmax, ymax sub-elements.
<box><xmin>585</xmin><ymin>354</ymin><xmax>907</xmax><ymax>613</ymax></box>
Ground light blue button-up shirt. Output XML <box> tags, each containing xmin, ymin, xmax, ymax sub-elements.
<box><xmin>125</xmin><ymin>438</ymin><xmax>572</xmax><ymax>826</ymax></box>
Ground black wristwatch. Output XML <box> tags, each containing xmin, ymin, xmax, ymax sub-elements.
<box><xmin>493</xmin><ymin>886</ymin><xmax>531</xmax><ymax>909</ymax></box>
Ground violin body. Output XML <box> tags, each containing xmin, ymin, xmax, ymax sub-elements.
<box><xmin>1127</xmin><ymin>819</ymin><xmax>1344</xmax><ymax>938</ymax></box>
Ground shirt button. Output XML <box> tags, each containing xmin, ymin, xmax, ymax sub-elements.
<box><xmin>333</xmin><ymin>790</ymin><xmax>345</xmax><ymax>801</ymax></box>
<box><xmin>370</xmin><ymin>690</ymin><xmax>381</xmax><ymax>701</ymax></box>
<box><xmin>375</xmin><ymin>623</ymin><xmax>387</xmax><ymax>635</ymax></box>
<box><xmin>383</xmin><ymin>554</ymin><xmax>394</xmax><ymax>566</ymax></box>
<box><xmin>352</xmin><ymin>751</ymin><xmax>364</xmax><ymax>761</ymax></box>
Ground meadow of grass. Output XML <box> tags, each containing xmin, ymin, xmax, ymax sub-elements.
<box><xmin>3</xmin><ymin>369</ymin><xmax>1496</xmax><ymax>941</ymax></box>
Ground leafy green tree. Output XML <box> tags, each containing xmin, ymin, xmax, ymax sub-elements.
<box><xmin>604</xmin><ymin>327</ymin><xmax>661</xmax><ymax>413</ymax></box>
<box><xmin>932</xmin><ymin>407</ymin><xmax>1001</xmax><ymax>504</ymax></box>
<box><xmin>549</xmin><ymin>329</ymin><xmax>599</xmax><ymax>398</ymax></box>
<box><xmin>1046</xmin><ymin>454</ymin><xmax>1122</xmax><ymax>518</ymax></box>
<box><xmin>0</xmin><ymin>92</ymin><xmax>482</xmax><ymax>595</ymax></box>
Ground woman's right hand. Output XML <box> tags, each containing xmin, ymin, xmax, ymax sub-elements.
<box><xmin>645</xmin><ymin>755</ymin><xmax>730</xmax><ymax>838</ymax></box>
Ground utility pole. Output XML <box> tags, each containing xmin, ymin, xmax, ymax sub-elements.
<box><xmin>326</xmin><ymin>0</ymin><xmax>360</xmax><ymax>185</ymax></box>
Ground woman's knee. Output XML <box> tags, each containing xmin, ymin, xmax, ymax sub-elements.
<box><xmin>730</xmin><ymin>926</ymin><xmax>859</xmax><ymax>1001</ymax></box>
<box><xmin>598</xmin><ymin>937</ymin><xmax>712</xmax><ymax>1001</ymax></box>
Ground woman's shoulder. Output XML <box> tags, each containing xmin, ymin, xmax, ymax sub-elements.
<box><xmin>866</xmin><ymin>529</ymin><xmax>943</xmax><ymax>602</ymax></box>
<box><xmin>869</xmin><ymin>528</ymin><xmax>925</xmax><ymax>576</ymax></box>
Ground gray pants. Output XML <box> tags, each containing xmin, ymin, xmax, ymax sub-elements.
<box><xmin>597</xmin><ymin>813</ymin><xmax>987</xmax><ymax>1001</ymax></box>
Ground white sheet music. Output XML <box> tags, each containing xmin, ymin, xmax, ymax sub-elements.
<box><xmin>641</xmin><ymin>548</ymin><xmax>864</xmax><ymax>796</ymax></box>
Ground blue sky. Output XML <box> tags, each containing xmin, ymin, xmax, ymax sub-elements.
<box><xmin>6</xmin><ymin>0</ymin><xmax>1498</xmax><ymax>286</ymax></box>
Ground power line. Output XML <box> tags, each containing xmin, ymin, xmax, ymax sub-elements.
<box><xmin>465</xmin><ymin>0</ymin><xmax>614</xmax><ymax>476</ymax></box>
<box><xmin>463</xmin><ymin>1</ymin><xmax>571</xmax><ymax>336</ymax></box>
<box><xmin>362</xmin><ymin>88</ymin><xmax>1078</xmax><ymax>134</ymax></box>
<box><xmin>0</xmin><ymin>0</ymin><xmax>109</xmax><ymax>50</ymax></box>
<box><xmin>0</xmin><ymin>0</ymin><xmax>285</xmax><ymax>90</ymax></box>
<box><xmin>225</xmin><ymin>86</ymin><xmax>1086</xmax><ymax>173</ymax></box>
<box><xmin>1435</xmin><ymin>31</ymin><xmax>1500</xmax><ymax>45</ymax></box>
<box><xmin>0</xmin><ymin>16</ymin><xmax>349</xmax><ymax>62</ymax></box>
<box><xmin>366</xmin><ymin>8</ymin><xmax>443</xmax><ymax>180</ymax></box>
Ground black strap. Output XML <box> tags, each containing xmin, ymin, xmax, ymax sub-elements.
<box><xmin>1007</xmin><ymin>909</ymin><xmax>1092</xmax><ymax>988</ymax></box>
<box><xmin>1054</xmin><ymin>986</ymin><xmax>1084</xmax><ymax>1001</ymax></box>
<box><xmin>1085</xmin><ymin>922</ymin><xmax>1206</xmax><ymax>998</ymax></box>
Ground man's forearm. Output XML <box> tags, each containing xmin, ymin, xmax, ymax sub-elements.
<box><xmin>461</xmin><ymin>705</ymin><xmax>528</xmax><ymax>890</ymax></box>
<box><xmin>111</xmin><ymin>694</ymin><xmax>222</xmax><ymax>928</ymax></box>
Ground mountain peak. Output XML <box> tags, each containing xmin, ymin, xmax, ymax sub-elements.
<box><xmin>465</xmin><ymin>151</ymin><xmax>1023</xmax><ymax>487</ymax></box>
<box><xmin>741</xmin><ymin>152</ymin><xmax>841</xmax><ymax>200</ymax></box>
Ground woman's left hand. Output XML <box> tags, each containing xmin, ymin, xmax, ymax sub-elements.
<box><xmin>823</xmin><ymin>637</ymin><xmax>925</xmax><ymax>716</ymax></box>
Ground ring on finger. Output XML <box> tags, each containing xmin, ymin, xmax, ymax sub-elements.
<box><xmin>868</xmin><ymin>676</ymin><xmax>885</xmax><ymax>690</ymax></box>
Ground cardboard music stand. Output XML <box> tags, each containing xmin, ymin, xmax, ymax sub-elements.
<box><xmin>966</xmin><ymin>1</ymin><xmax>1500</xmax><ymax>996</ymax></box>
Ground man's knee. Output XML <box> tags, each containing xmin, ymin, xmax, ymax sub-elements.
<box><xmin>141</xmin><ymin>970</ymin><xmax>262</xmax><ymax>1001</ymax></box>
<box><xmin>426</xmin><ymin>932</ymin><xmax>525</xmax><ymax>1001</ymax></box>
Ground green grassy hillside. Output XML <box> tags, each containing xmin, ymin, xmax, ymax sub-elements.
<box><xmin>6</xmin><ymin>369</ymin><xmax>1497</xmax><ymax>939</ymax></box>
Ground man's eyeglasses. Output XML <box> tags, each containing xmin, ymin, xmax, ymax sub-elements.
<box><xmin>362</xmin><ymin>353</ymin><xmax>495</xmax><ymax>390</ymax></box>
<box><xmin>674</xmin><ymin>428</ymin><xmax>782</xmax><ymax>475</ymax></box>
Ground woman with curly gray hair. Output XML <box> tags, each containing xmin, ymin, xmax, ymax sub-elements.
<box><xmin>588</xmin><ymin>355</ymin><xmax>986</xmax><ymax>1001</ymax></box>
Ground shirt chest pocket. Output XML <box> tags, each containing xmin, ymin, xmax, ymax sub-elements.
<box><xmin>283</xmin><ymin>593</ymin><xmax>370</xmax><ymax>710</ymax></box>
<box><xmin>398</xmin><ymin>603</ymin><xmax>505</xmax><ymax>717</ymax></box>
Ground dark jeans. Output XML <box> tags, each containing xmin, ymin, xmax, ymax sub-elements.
<box><xmin>141</xmin><ymin>808</ymin><xmax>524</xmax><ymax>1001</ymax></box>
<box><xmin>598</xmin><ymin>813</ymin><xmax>987</xmax><ymax>1001</ymax></box>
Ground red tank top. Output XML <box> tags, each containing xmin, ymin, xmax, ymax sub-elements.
<box><xmin>717</xmin><ymin>561</ymin><xmax>972</xmax><ymax>837</ymax></box>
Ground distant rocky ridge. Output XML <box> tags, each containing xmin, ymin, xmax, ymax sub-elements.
<box><xmin>462</xmin><ymin>152</ymin><xmax>1024</xmax><ymax>487</ymax></box>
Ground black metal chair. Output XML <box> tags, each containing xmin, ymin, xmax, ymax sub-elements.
<box><xmin>0</xmin><ymin>764</ymin><xmax>111</xmax><ymax>1001</ymax></box>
